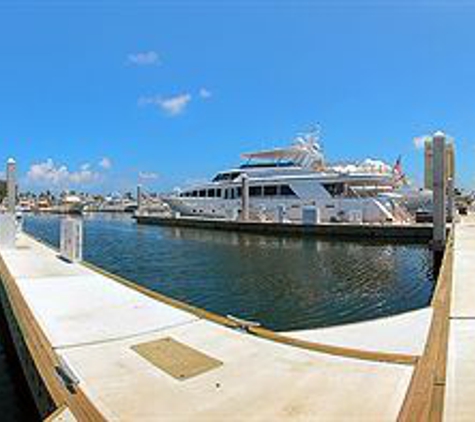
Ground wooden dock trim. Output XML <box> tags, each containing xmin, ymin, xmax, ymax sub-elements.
<box><xmin>0</xmin><ymin>254</ymin><xmax>107</xmax><ymax>421</ymax></box>
<box><xmin>397</xmin><ymin>229</ymin><xmax>454</xmax><ymax>422</ymax></box>
<box><xmin>0</xmin><ymin>226</ymin><xmax>460</xmax><ymax>421</ymax></box>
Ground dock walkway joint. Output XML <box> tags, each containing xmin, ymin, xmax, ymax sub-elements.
<box><xmin>0</xmin><ymin>227</ymin><xmax>459</xmax><ymax>421</ymax></box>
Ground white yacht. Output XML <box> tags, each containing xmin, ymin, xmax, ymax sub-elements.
<box><xmin>163</xmin><ymin>131</ymin><xmax>413</xmax><ymax>223</ymax></box>
<box><xmin>50</xmin><ymin>194</ymin><xmax>84</xmax><ymax>215</ymax></box>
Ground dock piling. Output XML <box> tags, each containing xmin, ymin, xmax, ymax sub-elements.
<box><xmin>432</xmin><ymin>131</ymin><xmax>447</xmax><ymax>254</ymax></box>
<box><xmin>0</xmin><ymin>159</ymin><xmax>17</xmax><ymax>248</ymax></box>
<box><xmin>241</xmin><ymin>174</ymin><xmax>249</xmax><ymax>221</ymax></box>
<box><xmin>6</xmin><ymin>158</ymin><xmax>16</xmax><ymax>214</ymax></box>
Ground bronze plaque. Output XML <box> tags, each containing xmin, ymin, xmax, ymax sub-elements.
<box><xmin>132</xmin><ymin>337</ymin><xmax>222</xmax><ymax>380</ymax></box>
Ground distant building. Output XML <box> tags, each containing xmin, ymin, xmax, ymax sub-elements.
<box><xmin>424</xmin><ymin>139</ymin><xmax>455</xmax><ymax>189</ymax></box>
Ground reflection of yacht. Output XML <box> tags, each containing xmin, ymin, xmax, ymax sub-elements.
<box><xmin>163</xmin><ymin>131</ymin><xmax>413</xmax><ymax>223</ymax></box>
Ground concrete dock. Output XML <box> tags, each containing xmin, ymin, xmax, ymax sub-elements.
<box><xmin>444</xmin><ymin>215</ymin><xmax>475</xmax><ymax>420</ymax></box>
<box><xmin>0</xmin><ymin>216</ymin><xmax>467</xmax><ymax>421</ymax></box>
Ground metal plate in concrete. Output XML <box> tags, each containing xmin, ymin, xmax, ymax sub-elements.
<box><xmin>60</xmin><ymin>320</ymin><xmax>414</xmax><ymax>421</ymax></box>
<box><xmin>132</xmin><ymin>337</ymin><xmax>222</xmax><ymax>380</ymax></box>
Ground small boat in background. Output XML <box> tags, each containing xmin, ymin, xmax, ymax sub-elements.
<box><xmin>52</xmin><ymin>194</ymin><xmax>84</xmax><ymax>215</ymax></box>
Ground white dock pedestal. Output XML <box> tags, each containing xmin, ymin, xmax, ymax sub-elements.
<box><xmin>0</xmin><ymin>214</ymin><xmax>17</xmax><ymax>249</ymax></box>
<box><xmin>60</xmin><ymin>218</ymin><xmax>83</xmax><ymax>262</ymax></box>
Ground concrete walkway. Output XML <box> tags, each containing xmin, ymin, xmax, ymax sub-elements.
<box><xmin>283</xmin><ymin>308</ymin><xmax>433</xmax><ymax>356</ymax></box>
<box><xmin>0</xmin><ymin>228</ymin><xmax>459</xmax><ymax>421</ymax></box>
<box><xmin>444</xmin><ymin>215</ymin><xmax>475</xmax><ymax>421</ymax></box>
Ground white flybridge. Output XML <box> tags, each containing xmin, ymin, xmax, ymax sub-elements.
<box><xmin>163</xmin><ymin>130</ymin><xmax>412</xmax><ymax>223</ymax></box>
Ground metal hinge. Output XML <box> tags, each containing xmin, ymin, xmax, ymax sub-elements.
<box><xmin>54</xmin><ymin>356</ymin><xmax>80</xmax><ymax>394</ymax></box>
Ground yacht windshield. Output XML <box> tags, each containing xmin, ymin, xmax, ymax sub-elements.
<box><xmin>212</xmin><ymin>172</ymin><xmax>241</xmax><ymax>182</ymax></box>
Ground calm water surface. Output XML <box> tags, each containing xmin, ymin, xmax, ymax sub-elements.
<box><xmin>24</xmin><ymin>213</ymin><xmax>435</xmax><ymax>330</ymax></box>
<box><xmin>1</xmin><ymin>213</ymin><xmax>435</xmax><ymax>420</ymax></box>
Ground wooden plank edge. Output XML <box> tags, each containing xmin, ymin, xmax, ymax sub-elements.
<box><xmin>397</xmin><ymin>228</ymin><xmax>454</xmax><ymax>422</ymax></box>
<box><xmin>0</xmin><ymin>254</ymin><xmax>107</xmax><ymax>421</ymax></box>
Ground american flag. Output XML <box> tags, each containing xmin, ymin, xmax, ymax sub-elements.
<box><xmin>392</xmin><ymin>155</ymin><xmax>406</xmax><ymax>184</ymax></box>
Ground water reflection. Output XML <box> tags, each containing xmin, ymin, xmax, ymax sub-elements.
<box><xmin>24</xmin><ymin>213</ymin><xmax>434</xmax><ymax>331</ymax></box>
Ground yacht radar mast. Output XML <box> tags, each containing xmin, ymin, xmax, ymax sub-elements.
<box><xmin>241</xmin><ymin>126</ymin><xmax>325</xmax><ymax>171</ymax></box>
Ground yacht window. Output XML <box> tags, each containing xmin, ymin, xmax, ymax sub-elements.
<box><xmin>237</xmin><ymin>187</ymin><xmax>242</xmax><ymax>198</ymax></box>
<box><xmin>199</xmin><ymin>190</ymin><xmax>206</xmax><ymax>197</ymax></box>
<box><xmin>212</xmin><ymin>172</ymin><xmax>242</xmax><ymax>182</ymax></box>
<box><xmin>250</xmin><ymin>186</ymin><xmax>262</xmax><ymax>196</ymax></box>
<box><xmin>216</xmin><ymin>188</ymin><xmax>222</xmax><ymax>197</ymax></box>
<box><xmin>207</xmin><ymin>189</ymin><xmax>216</xmax><ymax>198</ymax></box>
<box><xmin>264</xmin><ymin>185</ymin><xmax>278</xmax><ymax>196</ymax></box>
<box><xmin>192</xmin><ymin>190</ymin><xmax>198</xmax><ymax>197</ymax></box>
<box><xmin>322</xmin><ymin>183</ymin><xmax>345</xmax><ymax>197</ymax></box>
<box><xmin>279</xmin><ymin>185</ymin><xmax>297</xmax><ymax>196</ymax></box>
<box><xmin>230</xmin><ymin>188</ymin><xmax>236</xmax><ymax>199</ymax></box>
<box><xmin>212</xmin><ymin>173</ymin><xmax>225</xmax><ymax>182</ymax></box>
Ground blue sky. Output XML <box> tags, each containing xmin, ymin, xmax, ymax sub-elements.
<box><xmin>0</xmin><ymin>1</ymin><xmax>474</xmax><ymax>193</ymax></box>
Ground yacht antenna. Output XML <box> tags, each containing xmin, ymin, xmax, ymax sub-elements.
<box><xmin>296</xmin><ymin>124</ymin><xmax>322</xmax><ymax>150</ymax></box>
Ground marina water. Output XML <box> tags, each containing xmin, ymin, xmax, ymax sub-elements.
<box><xmin>25</xmin><ymin>213</ymin><xmax>434</xmax><ymax>329</ymax></box>
<box><xmin>1</xmin><ymin>213</ymin><xmax>434</xmax><ymax>420</ymax></box>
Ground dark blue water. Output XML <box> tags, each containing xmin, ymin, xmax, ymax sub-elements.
<box><xmin>23</xmin><ymin>213</ymin><xmax>434</xmax><ymax>331</ymax></box>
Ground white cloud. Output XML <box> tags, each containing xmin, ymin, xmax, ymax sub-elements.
<box><xmin>159</xmin><ymin>94</ymin><xmax>191</xmax><ymax>115</ymax></box>
<box><xmin>127</xmin><ymin>51</ymin><xmax>160</xmax><ymax>66</ymax></box>
<box><xmin>139</xmin><ymin>171</ymin><xmax>159</xmax><ymax>180</ymax></box>
<box><xmin>27</xmin><ymin>159</ymin><xmax>99</xmax><ymax>186</ymax></box>
<box><xmin>138</xmin><ymin>93</ymin><xmax>192</xmax><ymax>116</ymax></box>
<box><xmin>199</xmin><ymin>88</ymin><xmax>212</xmax><ymax>99</ymax></box>
<box><xmin>99</xmin><ymin>157</ymin><xmax>112</xmax><ymax>170</ymax></box>
<box><xmin>414</xmin><ymin>136</ymin><xmax>430</xmax><ymax>150</ymax></box>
